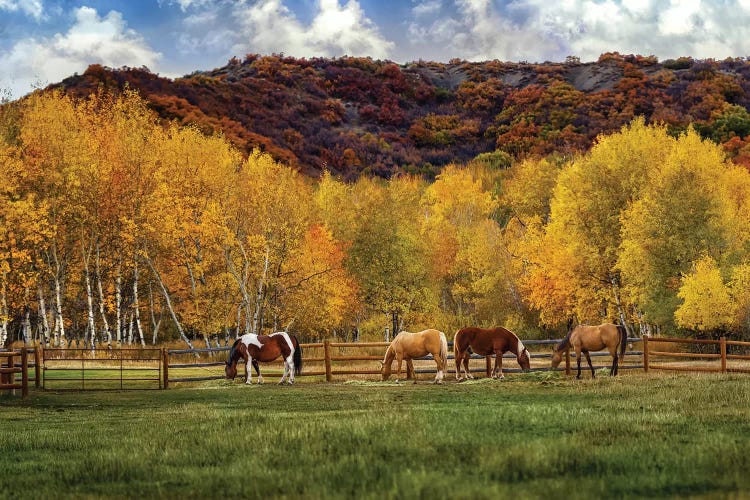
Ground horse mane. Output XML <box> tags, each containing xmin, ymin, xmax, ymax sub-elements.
<box><xmin>227</xmin><ymin>337</ymin><xmax>242</xmax><ymax>364</ymax></box>
<box><xmin>555</xmin><ymin>327</ymin><xmax>574</xmax><ymax>352</ymax></box>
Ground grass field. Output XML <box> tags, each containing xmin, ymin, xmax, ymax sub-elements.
<box><xmin>1</xmin><ymin>372</ymin><xmax>749</xmax><ymax>499</ymax></box>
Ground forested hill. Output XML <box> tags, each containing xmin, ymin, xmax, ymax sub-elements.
<box><xmin>53</xmin><ymin>52</ymin><xmax>750</xmax><ymax>178</ymax></box>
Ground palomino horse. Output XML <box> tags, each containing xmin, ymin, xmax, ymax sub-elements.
<box><xmin>225</xmin><ymin>332</ymin><xmax>302</xmax><ymax>384</ymax></box>
<box><xmin>453</xmin><ymin>326</ymin><xmax>532</xmax><ymax>381</ymax></box>
<box><xmin>551</xmin><ymin>323</ymin><xmax>627</xmax><ymax>378</ymax></box>
<box><xmin>381</xmin><ymin>329</ymin><xmax>448</xmax><ymax>384</ymax></box>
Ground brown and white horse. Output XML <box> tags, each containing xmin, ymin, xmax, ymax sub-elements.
<box><xmin>453</xmin><ymin>326</ymin><xmax>532</xmax><ymax>381</ymax></box>
<box><xmin>225</xmin><ymin>332</ymin><xmax>302</xmax><ymax>385</ymax></box>
<box><xmin>551</xmin><ymin>323</ymin><xmax>627</xmax><ymax>379</ymax></box>
<box><xmin>381</xmin><ymin>329</ymin><xmax>448</xmax><ymax>384</ymax></box>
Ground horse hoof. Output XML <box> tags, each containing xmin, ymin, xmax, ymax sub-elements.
<box><xmin>435</xmin><ymin>380</ymin><xmax>443</xmax><ymax>385</ymax></box>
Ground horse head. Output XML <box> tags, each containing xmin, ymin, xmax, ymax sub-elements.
<box><xmin>518</xmin><ymin>347</ymin><xmax>532</xmax><ymax>372</ymax></box>
<box><xmin>379</xmin><ymin>360</ymin><xmax>391</xmax><ymax>381</ymax></box>
<box><xmin>225</xmin><ymin>359</ymin><xmax>237</xmax><ymax>380</ymax></box>
<box><xmin>550</xmin><ymin>347</ymin><xmax>563</xmax><ymax>369</ymax></box>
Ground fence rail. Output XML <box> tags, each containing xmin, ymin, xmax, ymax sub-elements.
<box><xmin>644</xmin><ymin>336</ymin><xmax>750</xmax><ymax>374</ymax></box>
<box><xmin>0</xmin><ymin>349</ymin><xmax>30</xmax><ymax>397</ymax></box>
<box><xmin>7</xmin><ymin>333</ymin><xmax>746</xmax><ymax>392</ymax></box>
<box><xmin>42</xmin><ymin>348</ymin><xmax>164</xmax><ymax>390</ymax></box>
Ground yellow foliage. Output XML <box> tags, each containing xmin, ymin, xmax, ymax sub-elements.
<box><xmin>675</xmin><ymin>256</ymin><xmax>734</xmax><ymax>331</ymax></box>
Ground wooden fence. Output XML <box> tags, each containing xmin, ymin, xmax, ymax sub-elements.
<box><xmin>7</xmin><ymin>335</ymin><xmax>746</xmax><ymax>393</ymax></box>
<box><xmin>0</xmin><ymin>348</ymin><xmax>35</xmax><ymax>398</ymax></box>
<box><xmin>165</xmin><ymin>338</ymin><xmax>646</xmax><ymax>386</ymax></box>
<box><xmin>42</xmin><ymin>348</ymin><xmax>164</xmax><ymax>390</ymax></box>
<box><xmin>643</xmin><ymin>336</ymin><xmax>750</xmax><ymax>373</ymax></box>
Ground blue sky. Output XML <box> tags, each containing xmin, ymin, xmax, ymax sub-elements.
<box><xmin>3</xmin><ymin>0</ymin><xmax>750</xmax><ymax>99</ymax></box>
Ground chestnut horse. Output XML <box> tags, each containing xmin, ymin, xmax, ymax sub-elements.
<box><xmin>225</xmin><ymin>332</ymin><xmax>302</xmax><ymax>384</ymax></box>
<box><xmin>453</xmin><ymin>326</ymin><xmax>532</xmax><ymax>381</ymax></box>
<box><xmin>551</xmin><ymin>323</ymin><xmax>627</xmax><ymax>378</ymax></box>
<box><xmin>381</xmin><ymin>329</ymin><xmax>448</xmax><ymax>384</ymax></box>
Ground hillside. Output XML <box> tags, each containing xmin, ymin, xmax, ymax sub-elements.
<box><xmin>53</xmin><ymin>53</ymin><xmax>750</xmax><ymax>177</ymax></box>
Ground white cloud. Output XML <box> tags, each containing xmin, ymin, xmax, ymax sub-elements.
<box><xmin>0</xmin><ymin>0</ymin><xmax>43</xmax><ymax>19</ymax></box>
<box><xmin>0</xmin><ymin>7</ymin><xmax>161</xmax><ymax>99</ymax></box>
<box><xmin>412</xmin><ymin>0</ymin><xmax>442</xmax><ymax>17</ymax></box>
<box><xmin>404</xmin><ymin>0</ymin><xmax>750</xmax><ymax>62</ymax></box>
<box><xmin>658</xmin><ymin>0</ymin><xmax>701</xmax><ymax>36</ymax></box>
<box><xmin>232</xmin><ymin>0</ymin><xmax>394</xmax><ymax>59</ymax></box>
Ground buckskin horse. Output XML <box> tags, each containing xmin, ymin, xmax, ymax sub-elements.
<box><xmin>453</xmin><ymin>326</ymin><xmax>532</xmax><ymax>381</ymax></box>
<box><xmin>225</xmin><ymin>332</ymin><xmax>302</xmax><ymax>384</ymax></box>
<box><xmin>381</xmin><ymin>329</ymin><xmax>448</xmax><ymax>384</ymax></box>
<box><xmin>551</xmin><ymin>323</ymin><xmax>627</xmax><ymax>378</ymax></box>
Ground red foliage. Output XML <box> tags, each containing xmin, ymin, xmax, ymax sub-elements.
<box><xmin>47</xmin><ymin>56</ymin><xmax>750</xmax><ymax>178</ymax></box>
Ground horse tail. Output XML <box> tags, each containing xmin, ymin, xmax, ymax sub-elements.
<box><xmin>617</xmin><ymin>324</ymin><xmax>627</xmax><ymax>359</ymax></box>
<box><xmin>440</xmin><ymin>331</ymin><xmax>448</xmax><ymax>372</ymax></box>
<box><xmin>292</xmin><ymin>334</ymin><xmax>302</xmax><ymax>375</ymax></box>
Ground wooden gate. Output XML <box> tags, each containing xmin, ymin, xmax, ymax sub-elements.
<box><xmin>42</xmin><ymin>348</ymin><xmax>163</xmax><ymax>390</ymax></box>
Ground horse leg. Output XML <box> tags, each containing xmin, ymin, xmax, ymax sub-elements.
<box><xmin>611</xmin><ymin>353</ymin><xmax>618</xmax><ymax>376</ymax></box>
<box><xmin>494</xmin><ymin>351</ymin><xmax>504</xmax><ymax>379</ymax></box>
<box><xmin>279</xmin><ymin>355</ymin><xmax>289</xmax><ymax>384</ymax></box>
<box><xmin>432</xmin><ymin>356</ymin><xmax>442</xmax><ymax>385</ymax></box>
<box><xmin>245</xmin><ymin>355</ymin><xmax>253</xmax><ymax>385</ymax></box>
<box><xmin>254</xmin><ymin>360</ymin><xmax>263</xmax><ymax>384</ymax></box>
<box><xmin>576</xmin><ymin>349</ymin><xmax>582</xmax><ymax>379</ymax></box>
<box><xmin>585</xmin><ymin>351</ymin><xmax>595</xmax><ymax>378</ymax></box>
<box><xmin>463</xmin><ymin>353</ymin><xmax>474</xmax><ymax>379</ymax></box>
<box><xmin>406</xmin><ymin>359</ymin><xmax>416</xmax><ymax>384</ymax></box>
<box><xmin>455</xmin><ymin>348</ymin><xmax>463</xmax><ymax>381</ymax></box>
<box><xmin>395</xmin><ymin>353</ymin><xmax>403</xmax><ymax>382</ymax></box>
<box><xmin>286</xmin><ymin>354</ymin><xmax>295</xmax><ymax>384</ymax></box>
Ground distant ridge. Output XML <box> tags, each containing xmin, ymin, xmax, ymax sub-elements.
<box><xmin>50</xmin><ymin>53</ymin><xmax>750</xmax><ymax>177</ymax></box>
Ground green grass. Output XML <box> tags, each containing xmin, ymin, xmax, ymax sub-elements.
<box><xmin>1</xmin><ymin>373</ymin><xmax>749</xmax><ymax>499</ymax></box>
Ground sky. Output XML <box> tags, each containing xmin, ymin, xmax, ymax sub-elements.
<box><xmin>3</xmin><ymin>0</ymin><xmax>750</xmax><ymax>99</ymax></box>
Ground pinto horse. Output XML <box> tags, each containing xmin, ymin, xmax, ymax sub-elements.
<box><xmin>453</xmin><ymin>326</ymin><xmax>532</xmax><ymax>381</ymax></box>
<box><xmin>381</xmin><ymin>329</ymin><xmax>448</xmax><ymax>384</ymax></box>
<box><xmin>551</xmin><ymin>323</ymin><xmax>627</xmax><ymax>379</ymax></box>
<box><xmin>225</xmin><ymin>332</ymin><xmax>302</xmax><ymax>385</ymax></box>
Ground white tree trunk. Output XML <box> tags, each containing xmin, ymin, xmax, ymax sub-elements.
<box><xmin>252</xmin><ymin>246</ymin><xmax>270</xmax><ymax>335</ymax></box>
<box><xmin>22</xmin><ymin>307</ymin><xmax>31</xmax><ymax>345</ymax></box>
<box><xmin>0</xmin><ymin>273</ymin><xmax>8</xmax><ymax>346</ymax></box>
<box><xmin>115</xmin><ymin>263</ymin><xmax>122</xmax><ymax>345</ymax></box>
<box><xmin>144</xmin><ymin>253</ymin><xmax>194</xmax><ymax>349</ymax></box>
<box><xmin>95</xmin><ymin>243</ymin><xmax>112</xmax><ymax>347</ymax></box>
<box><xmin>53</xmin><ymin>272</ymin><xmax>65</xmax><ymax>347</ymax></box>
<box><xmin>82</xmin><ymin>243</ymin><xmax>97</xmax><ymax>351</ymax></box>
<box><xmin>127</xmin><ymin>309</ymin><xmax>134</xmax><ymax>345</ymax></box>
<box><xmin>224</xmin><ymin>245</ymin><xmax>253</xmax><ymax>335</ymax></box>
<box><xmin>133</xmin><ymin>259</ymin><xmax>146</xmax><ymax>347</ymax></box>
<box><xmin>148</xmin><ymin>282</ymin><xmax>162</xmax><ymax>345</ymax></box>
<box><xmin>37</xmin><ymin>282</ymin><xmax>51</xmax><ymax>346</ymax></box>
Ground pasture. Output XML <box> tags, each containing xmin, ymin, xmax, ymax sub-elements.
<box><xmin>2</xmin><ymin>373</ymin><xmax>749</xmax><ymax>499</ymax></box>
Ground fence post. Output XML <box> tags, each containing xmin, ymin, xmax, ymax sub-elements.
<box><xmin>565</xmin><ymin>347</ymin><xmax>571</xmax><ymax>376</ymax></box>
<box><xmin>34</xmin><ymin>346</ymin><xmax>40</xmax><ymax>388</ymax></box>
<box><xmin>21</xmin><ymin>349</ymin><xmax>28</xmax><ymax>398</ymax></box>
<box><xmin>720</xmin><ymin>336</ymin><xmax>727</xmax><ymax>373</ymax></box>
<box><xmin>162</xmin><ymin>348</ymin><xmax>169</xmax><ymax>390</ymax></box>
<box><xmin>643</xmin><ymin>335</ymin><xmax>649</xmax><ymax>373</ymax></box>
<box><xmin>324</xmin><ymin>339</ymin><xmax>332</xmax><ymax>382</ymax></box>
<box><xmin>8</xmin><ymin>353</ymin><xmax>15</xmax><ymax>396</ymax></box>
<box><xmin>41</xmin><ymin>346</ymin><xmax>45</xmax><ymax>390</ymax></box>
